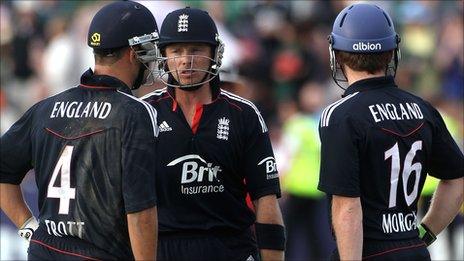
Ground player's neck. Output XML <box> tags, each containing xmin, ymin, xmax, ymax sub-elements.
<box><xmin>175</xmin><ymin>83</ymin><xmax>212</xmax><ymax>107</ymax></box>
<box><xmin>94</xmin><ymin>65</ymin><xmax>134</xmax><ymax>89</ymax></box>
<box><xmin>175</xmin><ymin>84</ymin><xmax>212</xmax><ymax>128</ymax></box>
<box><xmin>345</xmin><ymin>67</ymin><xmax>385</xmax><ymax>86</ymax></box>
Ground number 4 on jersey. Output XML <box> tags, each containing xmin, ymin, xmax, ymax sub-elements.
<box><xmin>385</xmin><ymin>141</ymin><xmax>423</xmax><ymax>208</ymax></box>
<box><xmin>47</xmin><ymin>145</ymin><xmax>76</xmax><ymax>214</ymax></box>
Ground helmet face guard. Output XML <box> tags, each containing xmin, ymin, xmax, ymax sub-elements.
<box><xmin>128</xmin><ymin>32</ymin><xmax>161</xmax><ymax>88</ymax></box>
<box><xmin>157</xmin><ymin>35</ymin><xmax>224</xmax><ymax>88</ymax></box>
<box><xmin>156</xmin><ymin>7</ymin><xmax>224</xmax><ymax>89</ymax></box>
<box><xmin>328</xmin><ymin>4</ymin><xmax>401</xmax><ymax>89</ymax></box>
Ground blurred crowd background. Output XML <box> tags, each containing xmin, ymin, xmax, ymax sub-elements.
<box><xmin>1</xmin><ymin>0</ymin><xmax>463</xmax><ymax>260</ymax></box>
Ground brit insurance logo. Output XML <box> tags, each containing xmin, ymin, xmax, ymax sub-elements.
<box><xmin>177</xmin><ymin>14</ymin><xmax>189</xmax><ymax>32</ymax></box>
<box><xmin>258</xmin><ymin>156</ymin><xmax>278</xmax><ymax>180</ymax></box>
<box><xmin>216</xmin><ymin>117</ymin><xmax>230</xmax><ymax>140</ymax></box>
<box><xmin>167</xmin><ymin>154</ymin><xmax>224</xmax><ymax>195</ymax></box>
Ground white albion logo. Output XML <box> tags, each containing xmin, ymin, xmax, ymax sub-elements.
<box><xmin>352</xmin><ymin>42</ymin><xmax>382</xmax><ymax>51</ymax></box>
<box><xmin>217</xmin><ymin>117</ymin><xmax>230</xmax><ymax>140</ymax></box>
<box><xmin>258</xmin><ymin>156</ymin><xmax>278</xmax><ymax>179</ymax></box>
<box><xmin>167</xmin><ymin>154</ymin><xmax>224</xmax><ymax>195</ymax></box>
<box><xmin>178</xmin><ymin>14</ymin><xmax>189</xmax><ymax>32</ymax></box>
<box><xmin>159</xmin><ymin>121</ymin><xmax>172</xmax><ymax>132</ymax></box>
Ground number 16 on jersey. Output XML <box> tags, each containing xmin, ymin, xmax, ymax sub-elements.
<box><xmin>385</xmin><ymin>140</ymin><xmax>423</xmax><ymax>208</ymax></box>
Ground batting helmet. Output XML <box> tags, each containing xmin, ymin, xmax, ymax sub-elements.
<box><xmin>157</xmin><ymin>7</ymin><xmax>224</xmax><ymax>89</ymax></box>
<box><xmin>88</xmin><ymin>1</ymin><xmax>160</xmax><ymax>89</ymax></box>
<box><xmin>328</xmin><ymin>4</ymin><xmax>401</xmax><ymax>87</ymax></box>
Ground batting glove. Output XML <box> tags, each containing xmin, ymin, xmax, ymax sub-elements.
<box><xmin>18</xmin><ymin>216</ymin><xmax>39</xmax><ymax>242</ymax></box>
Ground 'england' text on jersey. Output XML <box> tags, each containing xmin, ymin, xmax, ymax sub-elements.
<box><xmin>368</xmin><ymin>102</ymin><xmax>423</xmax><ymax>123</ymax></box>
<box><xmin>50</xmin><ymin>101</ymin><xmax>112</xmax><ymax>119</ymax></box>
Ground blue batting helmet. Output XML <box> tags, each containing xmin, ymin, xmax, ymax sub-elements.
<box><xmin>328</xmin><ymin>4</ymin><xmax>401</xmax><ymax>88</ymax></box>
<box><xmin>329</xmin><ymin>3</ymin><xmax>400</xmax><ymax>53</ymax></box>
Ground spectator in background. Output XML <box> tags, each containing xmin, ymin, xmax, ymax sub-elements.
<box><xmin>435</xmin><ymin>12</ymin><xmax>464</xmax><ymax>102</ymax></box>
<box><xmin>41</xmin><ymin>15</ymin><xmax>75</xmax><ymax>95</ymax></box>
<box><xmin>419</xmin><ymin>95</ymin><xmax>464</xmax><ymax>261</ymax></box>
<box><xmin>278</xmin><ymin>81</ymin><xmax>335</xmax><ymax>260</ymax></box>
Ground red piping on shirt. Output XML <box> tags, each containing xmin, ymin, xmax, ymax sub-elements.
<box><xmin>362</xmin><ymin>242</ymin><xmax>426</xmax><ymax>260</ymax></box>
<box><xmin>381</xmin><ymin>122</ymin><xmax>424</xmax><ymax>137</ymax></box>
<box><xmin>154</xmin><ymin>95</ymin><xmax>171</xmax><ymax>103</ymax></box>
<box><xmin>191</xmin><ymin>104</ymin><xmax>203</xmax><ymax>134</ymax></box>
<box><xmin>172</xmin><ymin>100</ymin><xmax>178</xmax><ymax>111</ymax></box>
<box><xmin>45</xmin><ymin>128</ymin><xmax>105</xmax><ymax>140</ymax></box>
<box><xmin>30</xmin><ymin>239</ymin><xmax>101</xmax><ymax>261</ymax></box>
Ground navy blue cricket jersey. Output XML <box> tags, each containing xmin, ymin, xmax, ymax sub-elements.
<box><xmin>318</xmin><ymin>76</ymin><xmax>464</xmax><ymax>241</ymax></box>
<box><xmin>0</xmin><ymin>69</ymin><xmax>158</xmax><ymax>259</ymax></box>
<box><xmin>142</xmin><ymin>86</ymin><xmax>281</xmax><ymax>234</ymax></box>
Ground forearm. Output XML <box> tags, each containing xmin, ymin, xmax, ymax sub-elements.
<box><xmin>422</xmin><ymin>177</ymin><xmax>464</xmax><ymax>235</ymax></box>
<box><xmin>127</xmin><ymin>206</ymin><xmax>158</xmax><ymax>261</ymax></box>
<box><xmin>253</xmin><ymin>195</ymin><xmax>285</xmax><ymax>261</ymax></box>
<box><xmin>0</xmin><ymin>183</ymin><xmax>33</xmax><ymax>228</ymax></box>
<box><xmin>332</xmin><ymin>195</ymin><xmax>363</xmax><ymax>260</ymax></box>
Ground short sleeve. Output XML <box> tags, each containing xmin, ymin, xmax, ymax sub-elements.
<box><xmin>242</xmin><ymin>109</ymin><xmax>281</xmax><ymax>200</ymax></box>
<box><xmin>428</xmin><ymin>107</ymin><xmax>464</xmax><ymax>179</ymax></box>
<box><xmin>0</xmin><ymin>106</ymin><xmax>35</xmax><ymax>184</ymax></box>
<box><xmin>122</xmin><ymin>104</ymin><xmax>159</xmax><ymax>213</ymax></box>
<box><xmin>318</xmin><ymin>115</ymin><xmax>361</xmax><ymax>197</ymax></box>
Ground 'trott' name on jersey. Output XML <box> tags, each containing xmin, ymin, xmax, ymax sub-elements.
<box><xmin>368</xmin><ymin>102</ymin><xmax>423</xmax><ymax>123</ymax></box>
<box><xmin>50</xmin><ymin>101</ymin><xmax>112</xmax><ymax>119</ymax></box>
<box><xmin>167</xmin><ymin>154</ymin><xmax>225</xmax><ymax>195</ymax></box>
<box><xmin>44</xmin><ymin>219</ymin><xmax>85</xmax><ymax>238</ymax></box>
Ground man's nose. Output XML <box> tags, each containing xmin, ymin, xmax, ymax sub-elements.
<box><xmin>179</xmin><ymin>54</ymin><xmax>193</xmax><ymax>66</ymax></box>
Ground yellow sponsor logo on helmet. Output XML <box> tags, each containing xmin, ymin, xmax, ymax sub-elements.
<box><xmin>90</xmin><ymin>33</ymin><xmax>101</xmax><ymax>46</ymax></box>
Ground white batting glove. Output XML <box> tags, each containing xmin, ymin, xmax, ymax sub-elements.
<box><xmin>18</xmin><ymin>216</ymin><xmax>39</xmax><ymax>242</ymax></box>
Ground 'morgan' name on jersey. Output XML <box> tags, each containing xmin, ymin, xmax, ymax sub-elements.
<box><xmin>50</xmin><ymin>101</ymin><xmax>112</xmax><ymax>119</ymax></box>
<box><xmin>381</xmin><ymin>211</ymin><xmax>417</xmax><ymax>234</ymax></box>
<box><xmin>368</xmin><ymin>102</ymin><xmax>423</xmax><ymax>123</ymax></box>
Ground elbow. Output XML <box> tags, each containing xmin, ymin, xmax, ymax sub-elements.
<box><xmin>440</xmin><ymin>177</ymin><xmax>464</xmax><ymax>205</ymax></box>
<box><xmin>332</xmin><ymin>195</ymin><xmax>363</xmax><ymax>227</ymax></box>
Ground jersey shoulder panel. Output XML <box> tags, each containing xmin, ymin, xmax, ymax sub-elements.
<box><xmin>219</xmin><ymin>89</ymin><xmax>268</xmax><ymax>133</ymax></box>
<box><xmin>320</xmin><ymin>92</ymin><xmax>360</xmax><ymax>128</ymax></box>
<box><xmin>117</xmin><ymin>90</ymin><xmax>158</xmax><ymax>138</ymax></box>
<box><xmin>140</xmin><ymin>88</ymin><xmax>168</xmax><ymax>105</ymax></box>
<box><xmin>393</xmin><ymin>88</ymin><xmax>440</xmax><ymax>122</ymax></box>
